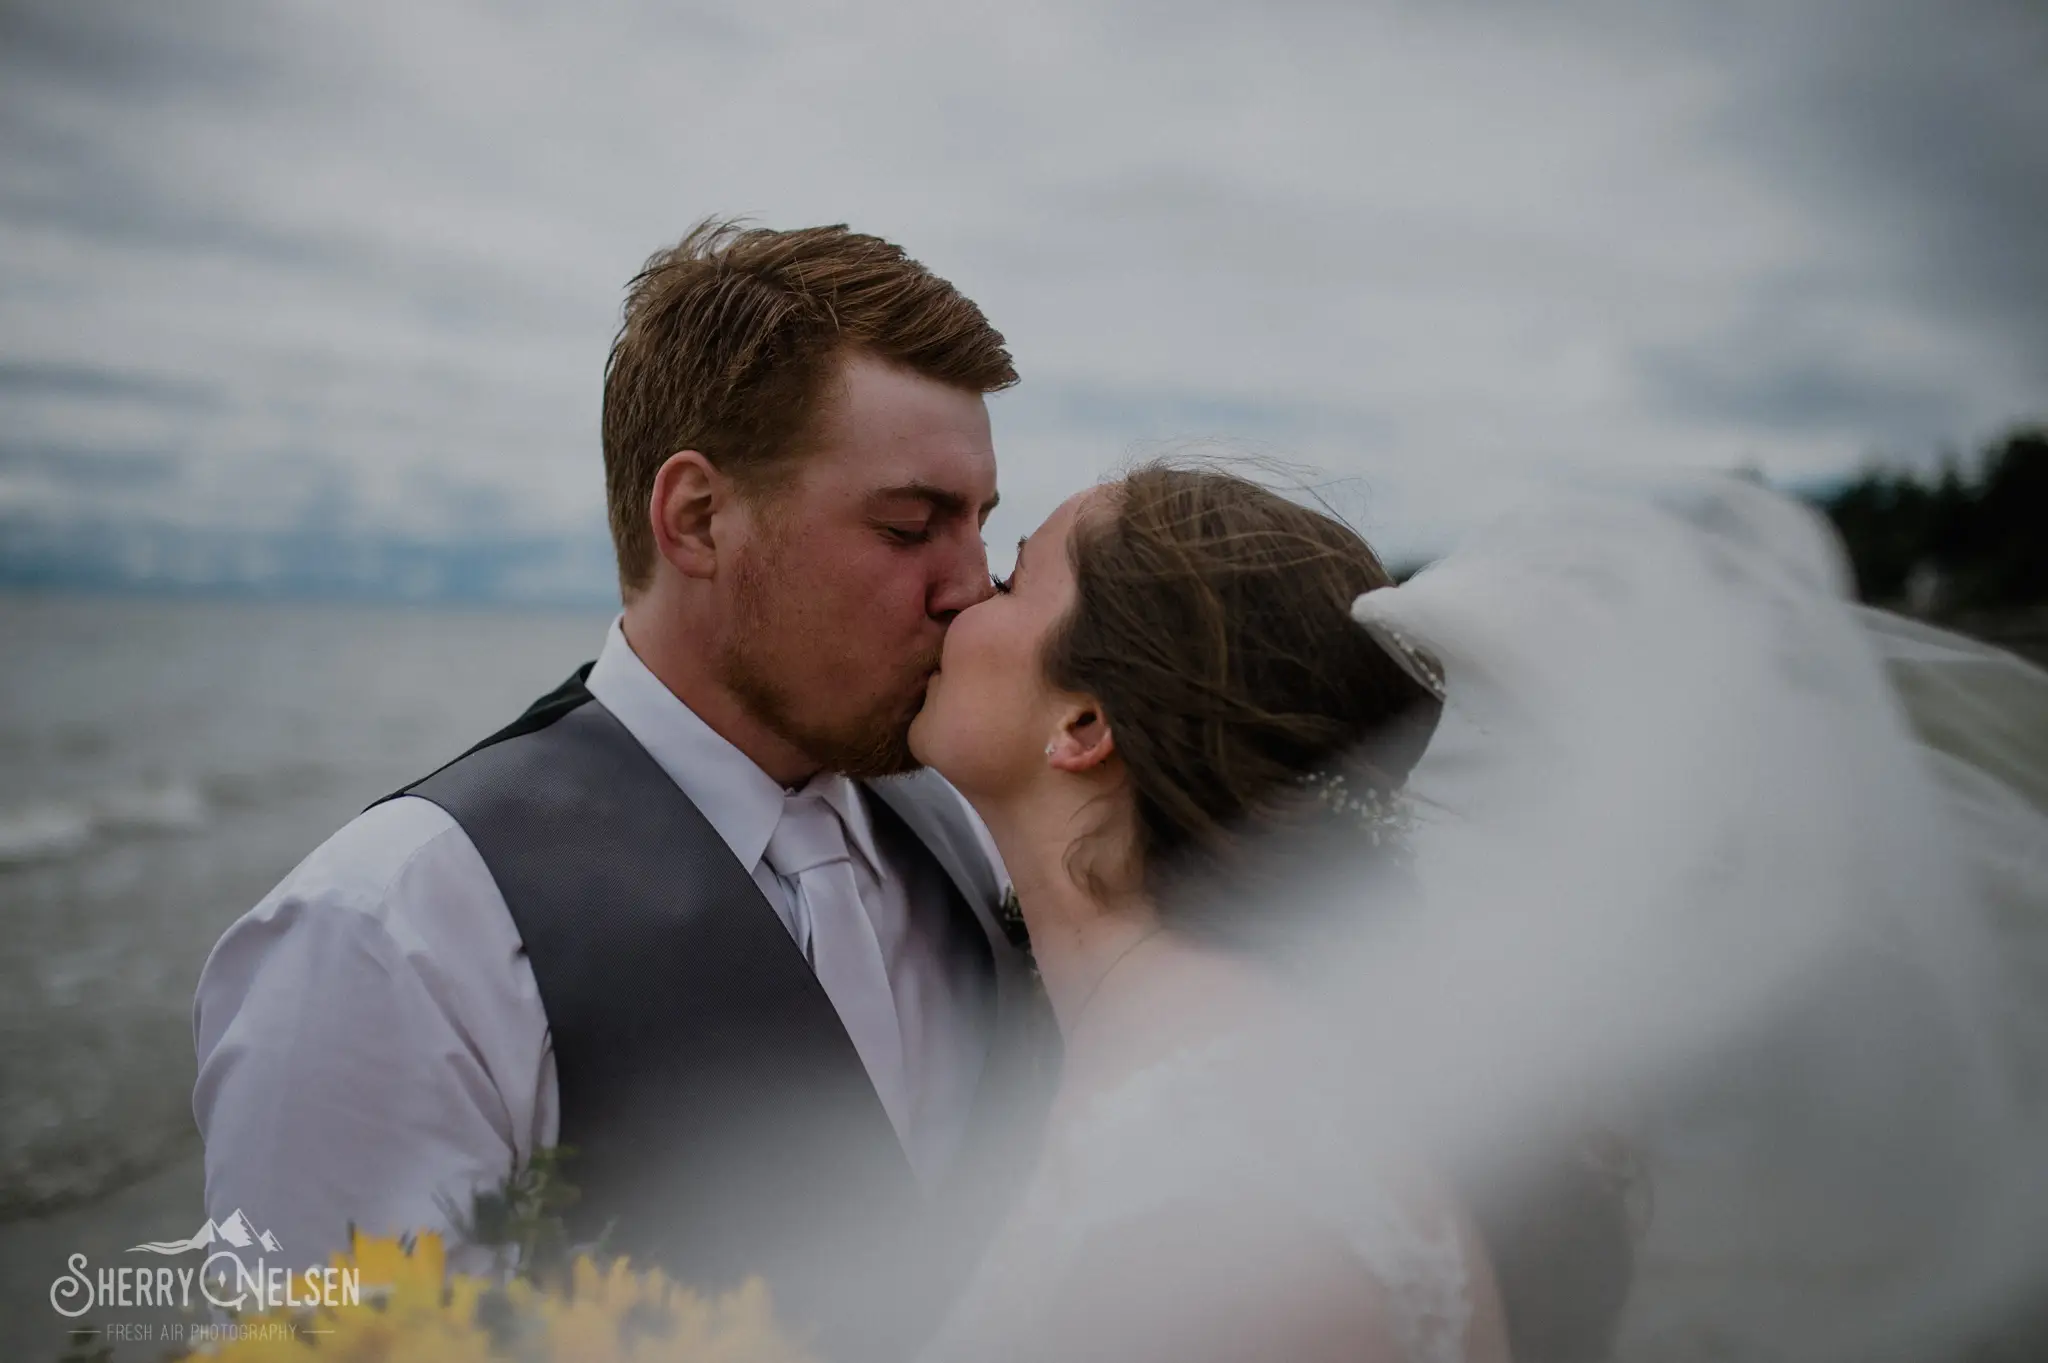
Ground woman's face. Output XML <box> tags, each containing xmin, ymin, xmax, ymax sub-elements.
<box><xmin>909</xmin><ymin>488</ymin><xmax>1098</xmax><ymax>801</ymax></box>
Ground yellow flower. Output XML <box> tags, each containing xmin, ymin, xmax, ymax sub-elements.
<box><xmin>343</xmin><ymin>1228</ymin><xmax>448</xmax><ymax>1307</ymax></box>
<box><xmin>191</xmin><ymin>1233</ymin><xmax>812</xmax><ymax>1363</ymax></box>
<box><xmin>531</xmin><ymin>1256</ymin><xmax>811</xmax><ymax>1363</ymax></box>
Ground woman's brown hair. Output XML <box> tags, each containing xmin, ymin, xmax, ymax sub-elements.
<box><xmin>1043</xmin><ymin>462</ymin><xmax>1438</xmax><ymax>908</ymax></box>
<box><xmin>1045</xmin><ymin>461</ymin><xmax>1635</xmax><ymax>1363</ymax></box>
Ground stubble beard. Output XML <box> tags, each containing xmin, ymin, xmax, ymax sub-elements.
<box><xmin>721</xmin><ymin>545</ymin><xmax>936</xmax><ymax>781</ymax></box>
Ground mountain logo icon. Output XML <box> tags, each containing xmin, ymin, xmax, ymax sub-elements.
<box><xmin>128</xmin><ymin>1209</ymin><xmax>283</xmax><ymax>1255</ymax></box>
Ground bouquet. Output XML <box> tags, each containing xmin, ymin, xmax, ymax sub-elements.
<box><xmin>60</xmin><ymin>1151</ymin><xmax>813</xmax><ymax>1363</ymax></box>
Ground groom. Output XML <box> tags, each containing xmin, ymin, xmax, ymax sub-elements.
<box><xmin>193</xmin><ymin>220</ymin><xmax>1053</xmax><ymax>1359</ymax></box>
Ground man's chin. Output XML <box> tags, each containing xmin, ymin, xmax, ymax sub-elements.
<box><xmin>863</xmin><ymin>674</ymin><xmax>940</xmax><ymax>771</ymax></box>
<box><xmin>872</xmin><ymin>691</ymin><xmax>933</xmax><ymax>778</ymax></box>
<box><xmin>798</xmin><ymin>697</ymin><xmax>927</xmax><ymax>781</ymax></box>
<box><xmin>727</xmin><ymin>659</ymin><xmax>929</xmax><ymax>779</ymax></box>
<box><xmin>833</xmin><ymin>735</ymin><xmax>921</xmax><ymax>781</ymax></box>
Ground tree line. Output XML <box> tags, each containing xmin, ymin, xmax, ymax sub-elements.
<box><xmin>1814</xmin><ymin>425</ymin><xmax>2046</xmax><ymax>615</ymax></box>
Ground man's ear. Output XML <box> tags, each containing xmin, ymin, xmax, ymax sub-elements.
<box><xmin>1047</xmin><ymin>703</ymin><xmax>1117</xmax><ymax>774</ymax></box>
<box><xmin>650</xmin><ymin>451</ymin><xmax>723</xmax><ymax>579</ymax></box>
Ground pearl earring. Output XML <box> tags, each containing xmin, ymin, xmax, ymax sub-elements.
<box><xmin>1045</xmin><ymin>742</ymin><xmax>1057</xmax><ymax>755</ymax></box>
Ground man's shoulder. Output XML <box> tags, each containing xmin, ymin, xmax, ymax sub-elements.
<box><xmin>229</xmin><ymin>797</ymin><xmax>503</xmax><ymax>948</ymax></box>
<box><xmin>194</xmin><ymin>796</ymin><xmax>529</xmax><ymax>1048</ymax></box>
<box><xmin>301</xmin><ymin>796</ymin><xmax>484</xmax><ymax>903</ymax></box>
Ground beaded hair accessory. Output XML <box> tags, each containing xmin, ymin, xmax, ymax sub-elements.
<box><xmin>1296</xmin><ymin>768</ymin><xmax>1419</xmax><ymax>848</ymax></box>
<box><xmin>1280</xmin><ymin>590</ymin><xmax>1442</xmax><ymax>859</ymax></box>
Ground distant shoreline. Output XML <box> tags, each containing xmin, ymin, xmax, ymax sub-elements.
<box><xmin>0</xmin><ymin>581</ymin><xmax>619</xmax><ymax>617</ymax></box>
<box><xmin>1898</xmin><ymin>605</ymin><xmax>2048</xmax><ymax>669</ymax></box>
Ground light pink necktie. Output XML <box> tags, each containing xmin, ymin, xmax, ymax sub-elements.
<box><xmin>765</xmin><ymin>791</ymin><xmax>911</xmax><ymax>1146</ymax></box>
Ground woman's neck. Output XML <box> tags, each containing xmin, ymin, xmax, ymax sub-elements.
<box><xmin>984</xmin><ymin>793</ymin><xmax>1152</xmax><ymax>1034</ymax></box>
<box><xmin>977</xmin><ymin>787</ymin><xmax>1284</xmax><ymax>1092</ymax></box>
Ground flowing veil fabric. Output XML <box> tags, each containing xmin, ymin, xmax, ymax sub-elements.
<box><xmin>916</xmin><ymin>476</ymin><xmax>2045</xmax><ymax>1363</ymax></box>
<box><xmin>1331</xmin><ymin>477</ymin><xmax>2048</xmax><ymax>1361</ymax></box>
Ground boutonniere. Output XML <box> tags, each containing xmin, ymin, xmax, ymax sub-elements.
<box><xmin>995</xmin><ymin>884</ymin><xmax>1030</xmax><ymax>951</ymax></box>
<box><xmin>994</xmin><ymin>888</ymin><xmax>1058</xmax><ymax>1081</ymax></box>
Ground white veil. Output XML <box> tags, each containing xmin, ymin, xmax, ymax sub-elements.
<box><xmin>1320</xmin><ymin>477</ymin><xmax>2048</xmax><ymax>1362</ymax></box>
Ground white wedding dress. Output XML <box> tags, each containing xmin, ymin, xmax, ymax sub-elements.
<box><xmin>925</xmin><ymin>476</ymin><xmax>2048</xmax><ymax>1363</ymax></box>
<box><xmin>921</xmin><ymin>1028</ymin><xmax>1479</xmax><ymax>1363</ymax></box>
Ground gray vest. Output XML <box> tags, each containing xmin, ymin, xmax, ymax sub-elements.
<box><xmin>387</xmin><ymin>667</ymin><xmax>1055</xmax><ymax>1361</ymax></box>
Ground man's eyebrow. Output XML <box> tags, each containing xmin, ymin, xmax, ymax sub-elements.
<box><xmin>869</xmin><ymin>482</ymin><xmax>1000</xmax><ymax>518</ymax></box>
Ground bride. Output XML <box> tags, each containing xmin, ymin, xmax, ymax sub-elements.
<box><xmin>903</xmin><ymin>463</ymin><xmax>2048</xmax><ymax>1363</ymax></box>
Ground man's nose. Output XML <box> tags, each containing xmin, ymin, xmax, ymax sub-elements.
<box><xmin>929</xmin><ymin>535</ymin><xmax>995</xmax><ymax>621</ymax></box>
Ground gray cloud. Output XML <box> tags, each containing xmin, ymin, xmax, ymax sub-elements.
<box><xmin>1679</xmin><ymin>0</ymin><xmax>2048</xmax><ymax>385</ymax></box>
<box><xmin>0</xmin><ymin>439</ymin><xmax>182</xmax><ymax>488</ymax></box>
<box><xmin>1012</xmin><ymin>380</ymin><xmax>1392</xmax><ymax>446</ymax></box>
<box><xmin>0</xmin><ymin>0</ymin><xmax>2040</xmax><ymax>581</ymax></box>
<box><xmin>0</xmin><ymin>0</ymin><xmax>271</xmax><ymax>102</ymax></box>
<box><xmin>1640</xmin><ymin>342</ymin><xmax>1969</xmax><ymax>453</ymax></box>
<box><xmin>0</xmin><ymin>359</ymin><xmax>222</xmax><ymax>411</ymax></box>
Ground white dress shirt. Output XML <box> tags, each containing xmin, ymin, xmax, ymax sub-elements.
<box><xmin>192</xmin><ymin>618</ymin><xmax>994</xmax><ymax>1271</ymax></box>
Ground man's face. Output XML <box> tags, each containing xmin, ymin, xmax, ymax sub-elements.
<box><xmin>717</xmin><ymin>351</ymin><xmax>999</xmax><ymax>778</ymax></box>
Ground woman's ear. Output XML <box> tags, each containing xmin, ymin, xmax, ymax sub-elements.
<box><xmin>1047</xmin><ymin>703</ymin><xmax>1116</xmax><ymax>774</ymax></box>
<box><xmin>650</xmin><ymin>450</ymin><xmax>724</xmax><ymax>579</ymax></box>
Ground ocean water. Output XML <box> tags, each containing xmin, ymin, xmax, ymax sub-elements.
<box><xmin>0</xmin><ymin>592</ymin><xmax>611</xmax><ymax>1226</ymax></box>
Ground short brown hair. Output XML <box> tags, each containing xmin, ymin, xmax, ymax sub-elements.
<box><xmin>602</xmin><ymin>219</ymin><xmax>1018</xmax><ymax>593</ymax></box>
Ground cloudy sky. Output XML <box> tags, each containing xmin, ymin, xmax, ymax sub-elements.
<box><xmin>1</xmin><ymin>0</ymin><xmax>2042</xmax><ymax>580</ymax></box>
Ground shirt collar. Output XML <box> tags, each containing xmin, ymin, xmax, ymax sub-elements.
<box><xmin>583</xmin><ymin>616</ymin><xmax>883</xmax><ymax>878</ymax></box>
<box><xmin>804</xmin><ymin>769</ymin><xmax>885</xmax><ymax>879</ymax></box>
